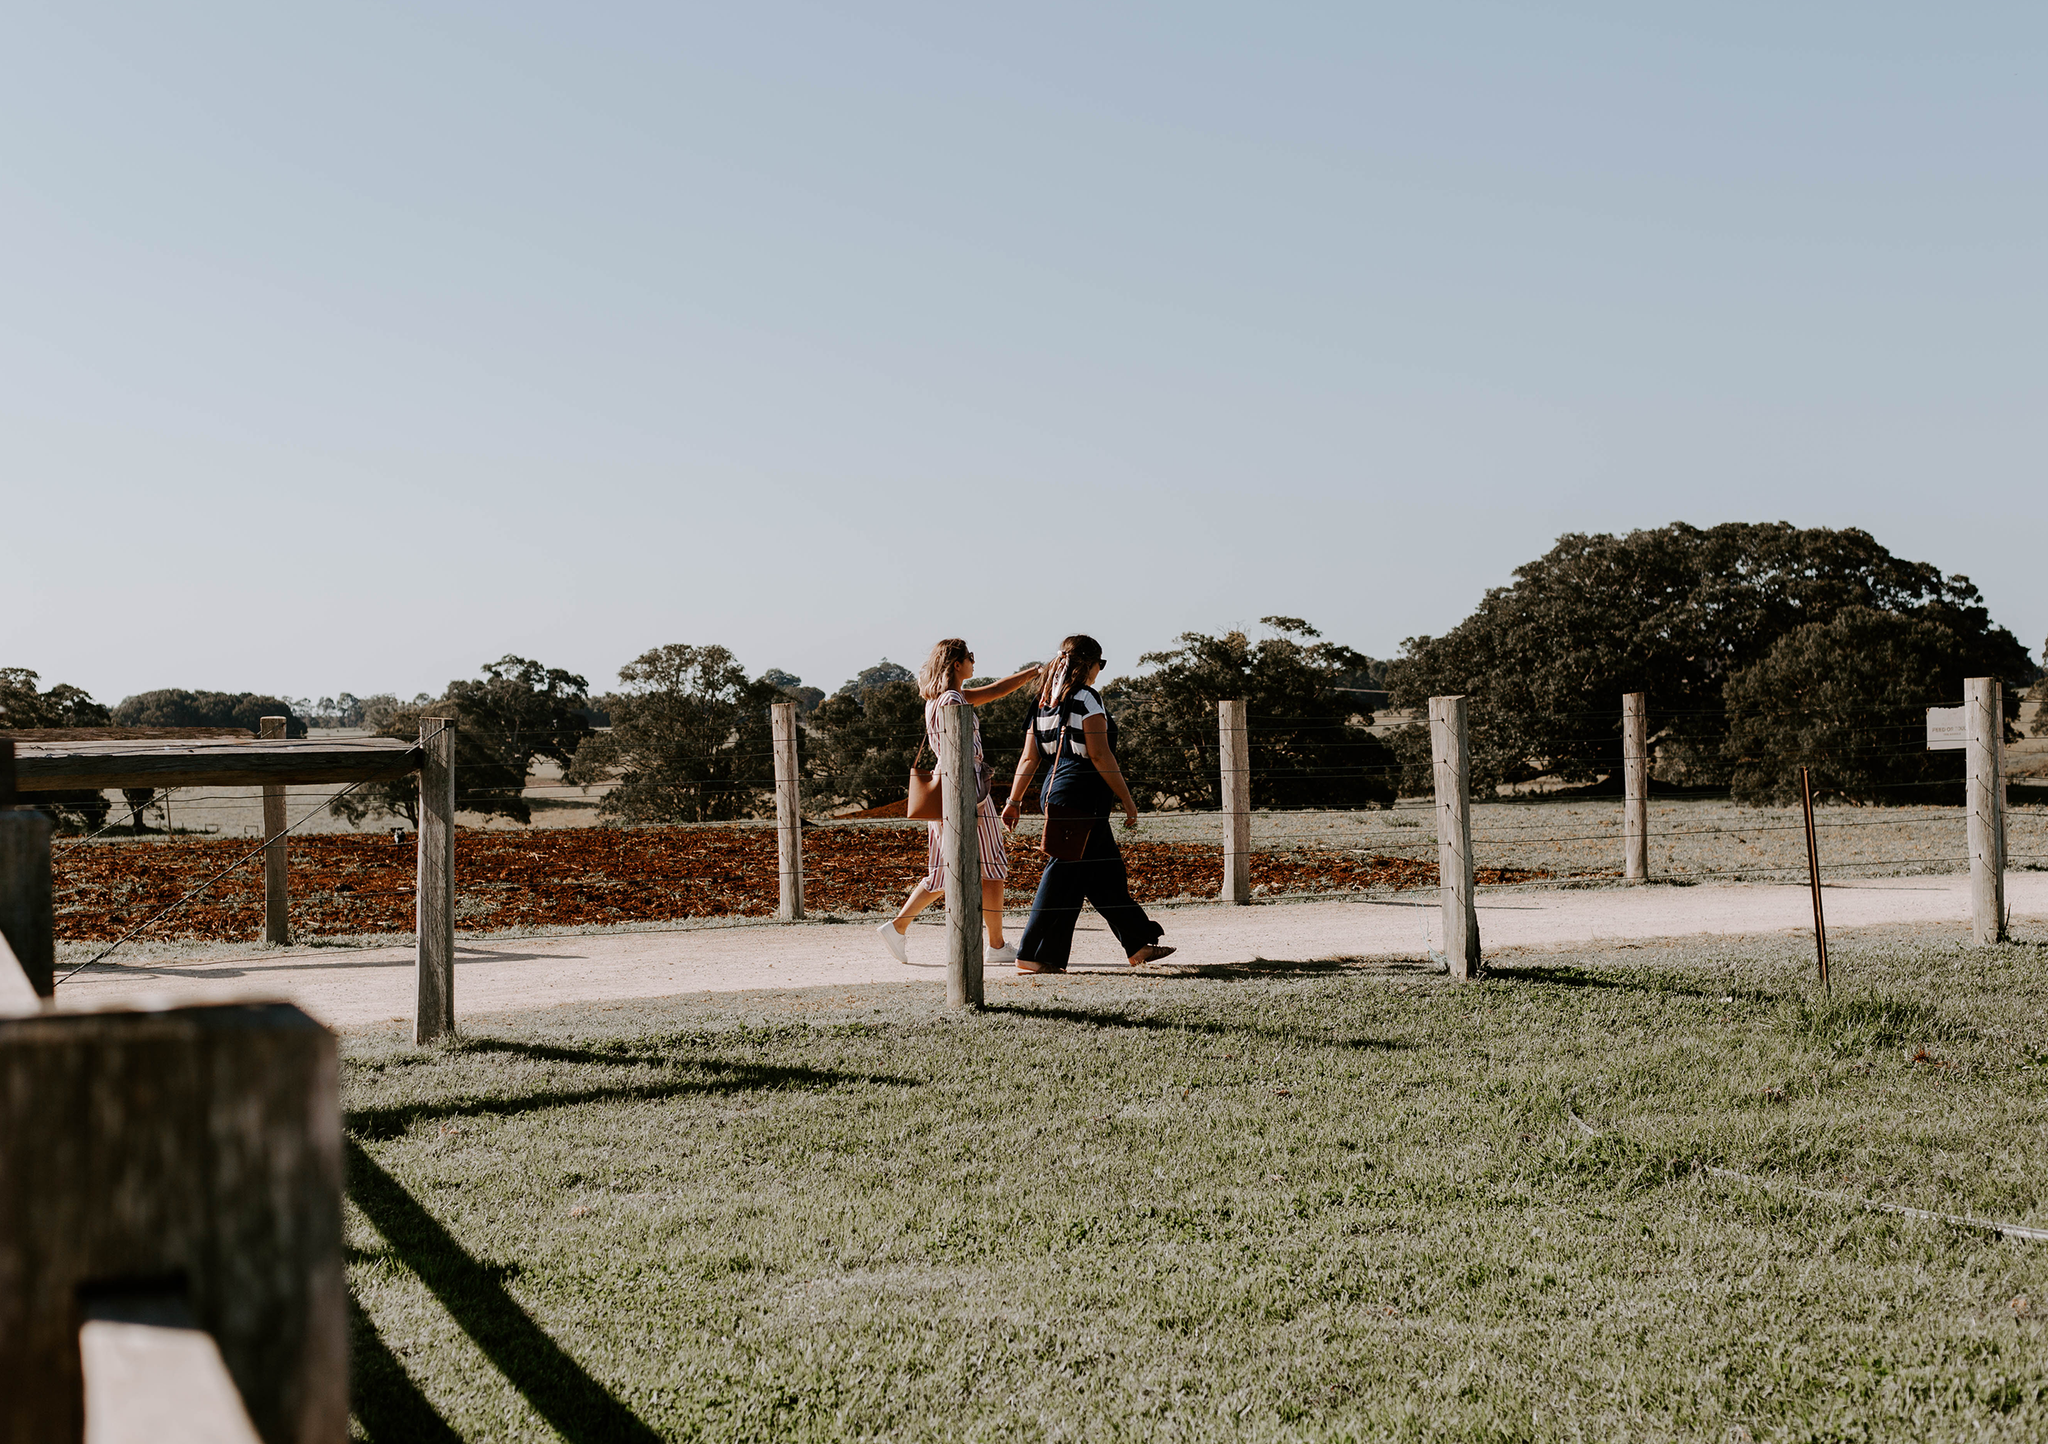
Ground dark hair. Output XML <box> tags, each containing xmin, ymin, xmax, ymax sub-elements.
<box><xmin>1037</xmin><ymin>635</ymin><xmax>1104</xmax><ymax>711</ymax></box>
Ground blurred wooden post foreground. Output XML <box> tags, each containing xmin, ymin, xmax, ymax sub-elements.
<box><xmin>771</xmin><ymin>702</ymin><xmax>804</xmax><ymax>920</ymax></box>
<box><xmin>941</xmin><ymin>703</ymin><xmax>983</xmax><ymax>1008</ymax></box>
<box><xmin>1965</xmin><ymin>676</ymin><xmax>2006</xmax><ymax>945</ymax></box>
<box><xmin>1219</xmin><ymin>700</ymin><xmax>1250</xmax><ymax>904</ymax></box>
<box><xmin>0</xmin><ymin>1001</ymin><xmax>346</xmax><ymax>1443</ymax></box>
<box><xmin>260</xmin><ymin>717</ymin><xmax>291</xmax><ymax>945</ymax></box>
<box><xmin>1622</xmin><ymin>692</ymin><xmax>1648</xmax><ymax>884</ymax></box>
<box><xmin>1428</xmin><ymin>695</ymin><xmax>1480</xmax><ymax>980</ymax></box>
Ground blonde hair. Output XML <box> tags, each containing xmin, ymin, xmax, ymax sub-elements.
<box><xmin>918</xmin><ymin>638</ymin><xmax>971</xmax><ymax>700</ymax></box>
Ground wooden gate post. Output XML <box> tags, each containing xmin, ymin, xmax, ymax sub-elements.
<box><xmin>1966</xmin><ymin>676</ymin><xmax>2006</xmax><ymax>945</ymax></box>
<box><xmin>0</xmin><ymin>806</ymin><xmax>54</xmax><ymax>999</ymax></box>
<box><xmin>770</xmin><ymin>702</ymin><xmax>804</xmax><ymax>921</ymax></box>
<box><xmin>260</xmin><ymin>717</ymin><xmax>291</xmax><ymax>944</ymax></box>
<box><xmin>940</xmin><ymin>703</ymin><xmax>983</xmax><ymax>1008</ymax></box>
<box><xmin>1219</xmin><ymin>699</ymin><xmax>1251</xmax><ymax>903</ymax></box>
<box><xmin>0</xmin><ymin>1002</ymin><xmax>346</xmax><ymax>1443</ymax></box>
<box><xmin>1429</xmin><ymin>696</ymin><xmax>1480</xmax><ymax>980</ymax></box>
<box><xmin>415</xmin><ymin>719</ymin><xmax>456</xmax><ymax>1043</ymax></box>
<box><xmin>1622</xmin><ymin>692</ymin><xmax>1649</xmax><ymax>884</ymax></box>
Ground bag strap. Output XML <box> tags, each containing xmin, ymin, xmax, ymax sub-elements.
<box><xmin>1041</xmin><ymin>692</ymin><xmax>1077</xmax><ymax>797</ymax></box>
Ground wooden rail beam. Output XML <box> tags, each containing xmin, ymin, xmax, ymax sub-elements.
<box><xmin>12</xmin><ymin>738</ymin><xmax>419</xmax><ymax>793</ymax></box>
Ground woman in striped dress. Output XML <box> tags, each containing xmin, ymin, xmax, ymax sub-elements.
<box><xmin>876</xmin><ymin>639</ymin><xmax>1041</xmax><ymax>967</ymax></box>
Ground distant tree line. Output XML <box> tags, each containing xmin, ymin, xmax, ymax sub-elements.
<box><xmin>7</xmin><ymin>523</ymin><xmax>2040</xmax><ymax>831</ymax></box>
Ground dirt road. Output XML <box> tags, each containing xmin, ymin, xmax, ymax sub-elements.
<box><xmin>49</xmin><ymin>872</ymin><xmax>2048</xmax><ymax>1029</ymax></box>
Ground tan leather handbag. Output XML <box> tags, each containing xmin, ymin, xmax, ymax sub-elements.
<box><xmin>906</xmin><ymin>705</ymin><xmax>990</xmax><ymax>821</ymax></box>
<box><xmin>906</xmin><ymin>735</ymin><xmax>943</xmax><ymax>821</ymax></box>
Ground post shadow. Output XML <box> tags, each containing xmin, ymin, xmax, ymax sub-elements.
<box><xmin>347</xmin><ymin>1141</ymin><xmax>662</xmax><ymax>1444</ymax></box>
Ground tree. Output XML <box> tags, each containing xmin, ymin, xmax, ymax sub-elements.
<box><xmin>329</xmin><ymin>659</ymin><xmax>591</xmax><ymax>828</ymax></box>
<box><xmin>807</xmin><ymin>679</ymin><xmax>926</xmax><ymax>807</ymax></box>
<box><xmin>1105</xmin><ymin>618</ymin><xmax>1396</xmax><ymax>810</ymax></box>
<box><xmin>1386</xmin><ymin>523</ymin><xmax>2033</xmax><ymax>795</ymax></box>
<box><xmin>1724</xmin><ymin>608</ymin><xmax>1977</xmax><ymax>805</ymax></box>
<box><xmin>112</xmin><ymin>689</ymin><xmax>308</xmax><ymax>736</ymax></box>
<box><xmin>0</xmin><ymin>668</ymin><xmax>114</xmax><ymax>830</ymax></box>
<box><xmin>760</xmin><ymin>670</ymin><xmax>826</xmax><ymax>717</ymax></box>
<box><xmin>567</xmin><ymin>644</ymin><xmax>780</xmax><ymax>823</ymax></box>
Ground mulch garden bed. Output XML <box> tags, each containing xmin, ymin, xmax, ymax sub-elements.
<box><xmin>50</xmin><ymin>825</ymin><xmax>1547</xmax><ymax>942</ymax></box>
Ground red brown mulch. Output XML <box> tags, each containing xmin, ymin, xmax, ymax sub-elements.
<box><xmin>49</xmin><ymin>825</ymin><xmax>1548</xmax><ymax>943</ymax></box>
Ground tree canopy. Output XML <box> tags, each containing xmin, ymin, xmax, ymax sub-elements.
<box><xmin>1724</xmin><ymin>607</ymin><xmax>1975</xmax><ymax>805</ymax></box>
<box><xmin>112</xmin><ymin>689</ymin><xmax>307</xmax><ymax>737</ymax></box>
<box><xmin>567</xmin><ymin>644</ymin><xmax>781</xmax><ymax>823</ymax></box>
<box><xmin>1106</xmin><ymin>618</ymin><xmax>1396</xmax><ymax>810</ymax></box>
<box><xmin>1386</xmin><ymin>523</ymin><xmax>2032</xmax><ymax>796</ymax></box>
<box><xmin>331</xmin><ymin>657</ymin><xmax>591</xmax><ymax>828</ymax></box>
<box><xmin>1</xmin><ymin>669</ymin><xmax>113</xmax><ymax>830</ymax></box>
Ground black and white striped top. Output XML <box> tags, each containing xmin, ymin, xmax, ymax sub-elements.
<box><xmin>1035</xmin><ymin>686</ymin><xmax>1116</xmax><ymax>811</ymax></box>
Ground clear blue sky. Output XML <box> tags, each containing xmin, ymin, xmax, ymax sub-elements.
<box><xmin>4</xmin><ymin>2</ymin><xmax>2042</xmax><ymax>705</ymax></box>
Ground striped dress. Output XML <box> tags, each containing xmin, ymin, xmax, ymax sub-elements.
<box><xmin>918</xmin><ymin>688</ymin><xmax>1008</xmax><ymax>890</ymax></box>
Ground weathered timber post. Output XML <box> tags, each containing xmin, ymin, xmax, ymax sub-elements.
<box><xmin>0</xmin><ymin>1002</ymin><xmax>347</xmax><ymax>1443</ymax></box>
<box><xmin>1622</xmin><ymin>692</ymin><xmax>1649</xmax><ymax>884</ymax></box>
<box><xmin>1219</xmin><ymin>699</ymin><xmax>1251</xmax><ymax>904</ymax></box>
<box><xmin>1429</xmin><ymin>695</ymin><xmax>1480</xmax><ymax>979</ymax></box>
<box><xmin>771</xmin><ymin>702</ymin><xmax>804</xmax><ymax>921</ymax></box>
<box><xmin>260</xmin><ymin>717</ymin><xmax>291</xmax><ymax>944</ymax></box>
<box><xmin>941</xmin><ymin>703</ymin><xmax>983</xmax><ymax>1008</ymax></box>
<box><xmin>415</xmin><ymin>719</ymin><xmax>456</xmax><ymax>1043</ymax></box>
<box><xmin>0</xmin><ymin>806</ymin><xmax>53</xmax><ymax>1000</ymax></box>
<box><xmin>1966</xmin><ymin>676</ymin><xmax>2006</xmax><ymax>945</ymax></box>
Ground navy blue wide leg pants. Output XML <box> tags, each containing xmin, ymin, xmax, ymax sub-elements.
<box><xmin>1016</xmin><ymin>814</ymin><xmax>1164</xmax><ymax>968</ymax></box>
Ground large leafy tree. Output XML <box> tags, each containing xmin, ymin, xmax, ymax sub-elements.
<box><xmin>568</xmin><ymin>644</ymin><xmax>780</xmax><ymax>823</ymax></box>
<box><xmin>1387</xmin><ymin>523</ymin><xmax>2032</xmax><ymax>794</ymax></box>
<box><xmin>1106</xmin><ymin>618</ymin><xmax>1396</xmax><ymax>810</ymax></box>
<box><xmin>1724</xmin><ymin>608</ymin><xmax>1974</xmax><ymax>805</ymax></box>
<box><xmin>331</xmin><ymin>658</ymin><xmax>591</xmax><ymax>827</ymax></box>
<box><xmin>0</xmin><ymin>668</ymin><xmax>114</xmax><ymax>830</ymax></box>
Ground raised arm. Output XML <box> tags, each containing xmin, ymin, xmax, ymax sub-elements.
<box><xmin>959</xmin><ymin>664</ymin><xmax>1042</xmax><ymax>707</ymax></box>
<box><xmin>1082</xmin><ymin>714</ymin><xmax>1140</xmax><ymax>829</ymax></box>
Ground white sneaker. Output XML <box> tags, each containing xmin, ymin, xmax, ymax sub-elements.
<box><xmin>986</xmin><ymin>943</ymin><xmax>1018</xmax><ymax>966</ymax></box>
<box><xmin>877</xmin><ymin>921</ymin><xmax>910</xmax><ymax>964</ymax></box>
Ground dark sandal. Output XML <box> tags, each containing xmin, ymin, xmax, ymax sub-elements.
<box><xmin>1128</xmin><ymin>945</ymin><xmax>1175</xmax><ymax>966</ymax></box>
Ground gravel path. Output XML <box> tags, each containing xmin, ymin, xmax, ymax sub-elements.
<box><xmin>51</xmin><ymin>872</ymin><xmax>2048</xmax><ymax>1029</ymax></box>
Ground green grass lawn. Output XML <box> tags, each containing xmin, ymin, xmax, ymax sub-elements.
<box><xmin>344</xmin><ymin>925</ymin><xmax>2048</xmax><ymax>1442</ymax></box>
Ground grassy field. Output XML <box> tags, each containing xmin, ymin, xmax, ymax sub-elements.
<box><xmin>345</xmin><ymin>923</ymin><xmax>2048</xmax><ymax>1441</ymax></box>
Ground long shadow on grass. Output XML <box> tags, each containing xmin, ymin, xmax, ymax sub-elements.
<box><xmin>986</xmin><ymin>1002</ymin><xmax>1408</xmax><ymax>1050</ymax></box>
<box><xmin>348</xmin><ymin>1140</ymin><xmax>661</xmax><ymax>1444</ymax></box>
<box><xmin>346</xmin><ymin>1060</ymin><xmax>917</xmax><ymax>1140</ymax></box>
<box><xmin>348</xmin><ymin>1287</ymin><xmax>463</xmax><ymax>1442</ymax></box>
<box><xmin>1485</xmin><ymin>963</ymin><xmax>1727</xmax><ymax>998</ymax></box>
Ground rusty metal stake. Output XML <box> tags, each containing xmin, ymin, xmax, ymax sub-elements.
<box><xmin>1801</xmin><ymin>765</ymin><xmax>1829</xmax><ymax>995</ymax></box>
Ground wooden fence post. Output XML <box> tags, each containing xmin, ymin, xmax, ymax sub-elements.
<box><xmin>260</xmin><ymin>716</ymin><xmax>292</xmax><ymax>944</ymax></box>
<box><xmin>415</xmin><ymin>719</ymin><xmax>456</xmax><ymax>1043</ymax></box>
<box><xmin>1966</xmin><ymin>676</ymin><xmax>2006</xmax><ymax>945</ymax></box>
<box><xmin>1429</xmin><ymin>696</ymin><xmax>1480</xmax><ymax>980</ymax></box>
<box><xmin>941</xmin><ymin>703</ymin><xmax>983</xmax><ymax>1008</ymax></box>
<box><xmin>771</xmin><ymin>702</ymin><xmax>804</xmax><ymax>921</ymax></box>
<box><xmin>0</xmin><ymin>1002</ymin><xmax>346</xmax><ymax>1443</ymax></box>
<box><xmin>1219</xmin><ymin>699</ymin><xmax>1251</xmax><ymax>903</ymax></box>
<box><xmin>1622</xmin><ymin>692</ymin><xmax>1648</xmax><ymax>884</ymax></box>
<box><xmin>0</xmin><ymin>806</ymin><xmax>53</xmax><ymax>1000</ymax></box>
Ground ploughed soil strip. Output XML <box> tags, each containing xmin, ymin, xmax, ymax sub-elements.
<box><xmin>50</xmin><ymin>825</ymin><xmax>1548</xmax><ymax>942</ymax></box>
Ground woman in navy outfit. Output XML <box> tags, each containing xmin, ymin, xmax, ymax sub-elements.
<box><xmin>1000</xmin><ymin>635</ymin><xmax>1174</xmax><ymax>974</ymax></box>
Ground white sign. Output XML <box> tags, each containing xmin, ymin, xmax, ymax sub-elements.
<box><xmin>1926</xmin><ymin>706</ymin><xmax>1966</xmax><ymax>751</ymax></box>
